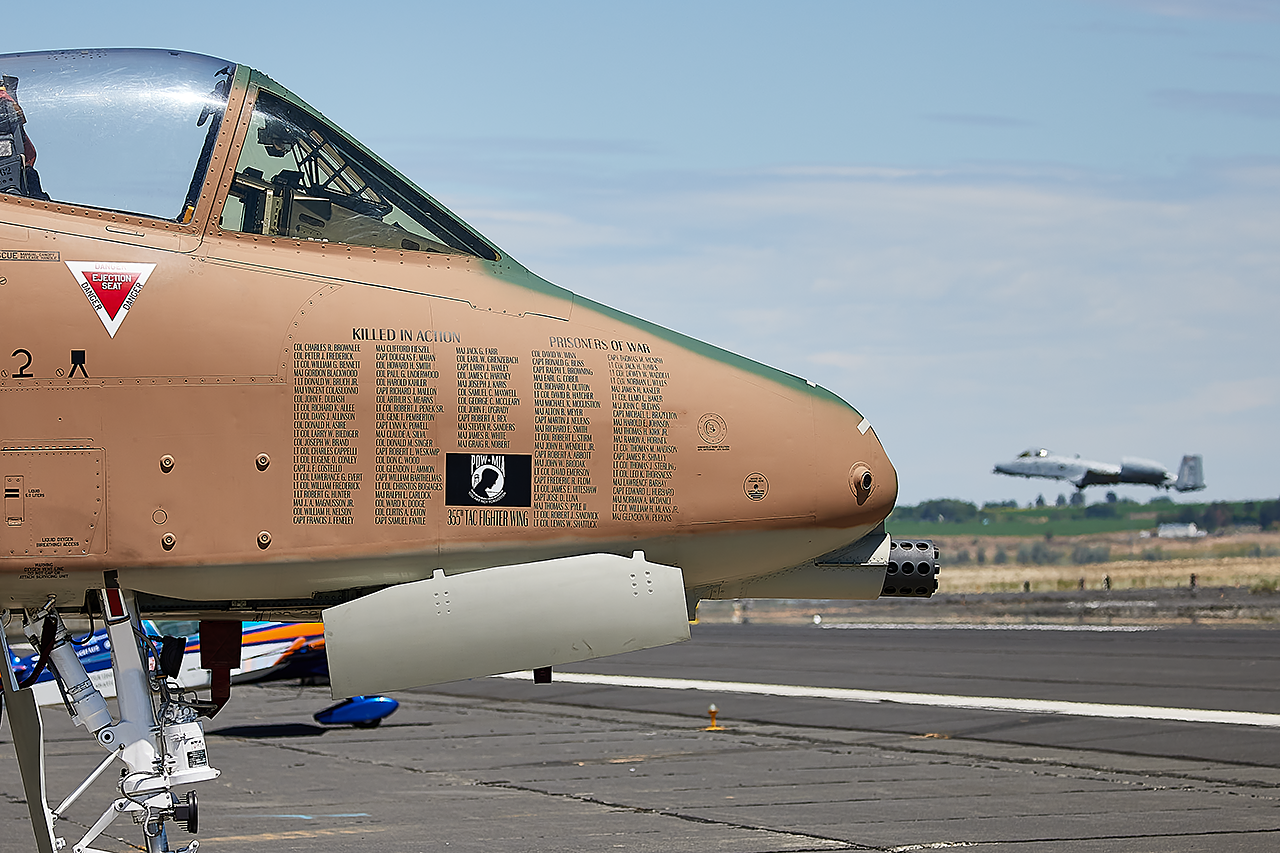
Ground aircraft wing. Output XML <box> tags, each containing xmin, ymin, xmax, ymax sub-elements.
<box><xmin>994</xmin><ymin>449</ymin><xmax>1132</xmax><ymax>489</ymax></box>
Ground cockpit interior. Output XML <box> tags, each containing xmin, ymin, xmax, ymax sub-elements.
<box><xmin>0</xmin><ymin>48</ymin><xmax>497</xmax><ymax>260</ymax></box>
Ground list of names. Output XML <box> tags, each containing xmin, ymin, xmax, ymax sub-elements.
<box><xmin>456</xmin><ymin>347</ymin><xmax>521</xmax><ymax>449</ymax></box>
<box><xmin>609</xmin><ymin>353</ymin><xmax>678</xmax><ymax>522</ymax></box>
<box><xmin>293</xmin><ymin>342</ymin><xmax>362</xmax><ymax>525</ymax></box>
<box><xmin>374</xmin><ymin>344</ymin><xmax>443</xmax><ymax>525</ymax></box>
<box><xmin>532</xmin><ymin>350</ymin><xmax>602</xmax><ymax>529</ymax></box>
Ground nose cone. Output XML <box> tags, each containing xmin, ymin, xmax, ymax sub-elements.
<box><xmin>810</xmin><ymin>395</ymin><xmax>897</xmax><ymax>533</ymax></box>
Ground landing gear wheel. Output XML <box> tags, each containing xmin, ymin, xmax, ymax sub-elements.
<box><xmin>173</xmin><ymin>790</ymin><xmax>198</xmax><ymax>834</ymax></box>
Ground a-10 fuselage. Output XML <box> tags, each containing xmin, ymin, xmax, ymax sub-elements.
<box><xmin>0</xmin><ymin>49</ymin><xmax>897</xmax><ymax>615</ymax></box>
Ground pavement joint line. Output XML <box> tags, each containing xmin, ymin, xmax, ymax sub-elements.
<box><xmin>373</xmin><ymin>692</ymin><xmax>1280</xmax><ymax>794</ymax></box>
<box><xmin>238</xmin><ymin>685</ymin><xmax>1280</xmax><ymax>794</ymax></box>
<box><xmin>831</xmin><ymin>738</ymin><xmax>1280</xmax><ymax>792</ymax></box>
<box><xmin>940</xmin><ymin>826</ymin><xmax>1280</xmax><ymax>846</ymax></box>
<box><xmin>493</xmin><ymin>672</ymin><xmax>1280</xmax><ymax>728</ymax></box>
<box><xmin>477</xmin><ymin>779</ymin><xmax>875</xmax><ymax>850</ymax></box>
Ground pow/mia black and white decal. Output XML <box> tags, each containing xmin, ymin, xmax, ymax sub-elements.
<box><xmin>445</xmin><ymin>453</ymin><xmax>532</xmax><ymax>507</ymax></box>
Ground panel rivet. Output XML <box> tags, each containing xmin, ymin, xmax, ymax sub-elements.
<box><xmin>160</xmin><ymin>455</ymin><xmax>175</xmax><ymax>473</ymax></box>
<box><xmin>161</xmin><ymin>532</ymin><xmax>177</xmax><ymax>550</ymax></box>
<box><xmin>256</xmin><ymin>453</ymin><xmax>270</xmax><ymax>471</ymax></box>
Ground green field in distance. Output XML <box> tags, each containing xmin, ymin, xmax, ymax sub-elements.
<box><xmin>888</xmin><ymin>497</ymin><xmax>1279</xmax><ymax>538</ymax></box>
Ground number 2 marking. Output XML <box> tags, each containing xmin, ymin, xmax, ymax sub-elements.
<box><xmin>11</xmin><ymin>348</ymin><xmax>33</xmax><ymax>378</ymax></box>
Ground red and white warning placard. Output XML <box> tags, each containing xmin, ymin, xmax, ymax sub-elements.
<box><xmin>65</xmin><ymin>261</ymin><xmax>156</xmax><ymax>338</ymax></box>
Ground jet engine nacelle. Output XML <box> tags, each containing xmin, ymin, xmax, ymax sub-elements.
<box><xmin>322</xmin><ymin>552</ymin><xmax>690</xmax><ymax>697</ymax></box>
<box><xmin>1119</xmin><ymin>457</ymin><xmax>1169</xmax><ymax>486</ymax></box>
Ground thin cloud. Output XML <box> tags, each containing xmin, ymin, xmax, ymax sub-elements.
<box><xmin>467</xmin><ymin>163</ymin><xmax>1280</xmax><ymax>503</ymax></box>
<box><xmin>770</xmin><ymin>166</ymin><xmax>941</xmax><ymax>180</ymax></box>
<box><xmin>809</xmin><ymin>351</ymin><xmax>876</xmax><ymax>374</ymax></box>
<box><xmin>1168</xmin><ymin>377</ymin><xmax>1280</xmax><ymax>417</ymax></box>
<box><xmin>457</xmin><ymin>206</ymin><xmax>646</xmax><ymax>257</ymax></box>
<box><xmin>442</xmin><ymin>137</ymin><xmax>658</xmax><ymax>158</ymax></box>
<box><xmin>1199</xmin><ymin>49</ymin><xmax>1277</xmax><ymax>63</ymax></box>
<box><xmin>1078</xmin><ymin>19</ymin><xmax>1188</xmax><ymax>35</ymax></box>
<box><xmin>1094</xmin><ymin>0</ymin><xmax>1280</xmax><ymax>20</ymax></box>
<box><xmin>926</xmin><ymin>113</ymin><xmax>1033</xmax><ymax>128</ymax></box>
<box><xmin>1153</xmin><ymin>89</ymin><xmax>1280</xmax><ymax>119</ymax></box>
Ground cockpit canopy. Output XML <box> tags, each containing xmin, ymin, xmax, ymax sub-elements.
<box><xmin>222</xmin><ymin>88</ymin><xmax>495</xmax><ymax>257</ymax></box>
<box><xmin>0</xmin><ymin>49</ymin><xmax>232</xmax><ymax>219</ymax></box>
<box><xmin>0</xmin><ymin>48</ymin><xmax>496</xmax><ymax>259</ymax></box>
<box><xmin>1017</xmin><ymin>448</ymin><xmax>1052</xmax><ymax>458</ymax></box>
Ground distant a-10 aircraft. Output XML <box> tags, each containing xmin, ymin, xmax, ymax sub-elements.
<box><xmin>994</xmin><ymin>448</ymin><xmax>1205</xmax><ymax>491</ymax></box>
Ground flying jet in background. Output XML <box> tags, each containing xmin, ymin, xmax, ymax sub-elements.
<box><xmin>993</xmin><ymin>448</ymin><xmax>1205</xmax><ymax>491</ymax></box>
<box><xmin>0</xmin><ymin>48</ymin><xmax>938</xmax><ymax>852</ymax></box>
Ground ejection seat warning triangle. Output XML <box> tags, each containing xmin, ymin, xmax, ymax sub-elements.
<box><xmin>64</xmin><ymin>261</ymin><xmax>156</xmax><ymax>338</ymax></box>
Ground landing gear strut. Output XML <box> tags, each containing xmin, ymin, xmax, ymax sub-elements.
<box><xmin>1</xmin><ymin>585</ymin><xmax>219</xmax><ymax>852</ymax></box>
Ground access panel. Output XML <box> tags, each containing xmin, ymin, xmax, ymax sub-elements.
<box><xmin>0</xmin><ymin>447</ymin><xmax>105</xmax><ymax>557</ymax></box>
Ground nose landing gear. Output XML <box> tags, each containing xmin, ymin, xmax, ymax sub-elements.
<box><xmin>2</xmin><ymin>586</ymin><xmax>219</xmax><ymax>853</ymax></box>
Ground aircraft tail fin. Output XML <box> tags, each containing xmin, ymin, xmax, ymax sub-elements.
<box><xmin>1174</xmin><ymin>455</ymin><xmax>1205</xmax><ymax>492</ymax></box>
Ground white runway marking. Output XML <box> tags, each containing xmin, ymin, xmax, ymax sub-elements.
<box><xmin>823</xmin><ymin>622</ymin><xmax>1158</xmax><ymax>632</ymax></box>
<box><xmin>492</xmin><ymin>671</ymin><xmax>1280</xmax><ymax>728</ymax></box>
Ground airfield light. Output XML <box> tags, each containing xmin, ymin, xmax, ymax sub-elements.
<box><xmin>705</xmin><ymin>704</ymin><xmax>725</xmax><ymax>731</ymax></box>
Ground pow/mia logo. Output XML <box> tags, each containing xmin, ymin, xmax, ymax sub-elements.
<box><xmin>445</xmin><ymin>453</ymin><xmax>532</xmax><ymax>507</ymax></box>
<box><xmin>469</xmin><ymin>456</ymin><xmax>507</xmax><ymax>504</ymax></box>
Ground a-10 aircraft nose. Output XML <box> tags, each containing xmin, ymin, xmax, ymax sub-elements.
<box><xmin>810</xmin><ymin>397</ymin><xmax>898</xmax><ymax>531</ymax></box>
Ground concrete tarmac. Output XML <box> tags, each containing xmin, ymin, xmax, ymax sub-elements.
<box><xmin>4</xmin><ymin>621</ymin><xmax>1280</xmax><ymax>851</ymax></box>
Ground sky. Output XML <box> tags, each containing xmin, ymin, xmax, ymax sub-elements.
<box><xmin>12</xmin><ymin>0</ymin><xmax>1280</xmax><ymax>506</ymax></box>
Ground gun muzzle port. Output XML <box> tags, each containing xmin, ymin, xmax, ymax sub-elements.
<box><xmin>849</xmin><ymin>463</ymin><xmax>874</xmax><ymax>502</ymax></box>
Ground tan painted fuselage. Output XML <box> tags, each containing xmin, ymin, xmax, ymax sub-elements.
<box><xmin>0</xmin><ymin>65</ymin><xmax>896</xmax><ymax>616</ymax></box>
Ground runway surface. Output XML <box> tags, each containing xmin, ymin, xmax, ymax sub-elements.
<box><xmin>4</xmin><ymin>621</ymin><xmax>1280</xmax><ymax>851</ymax></box>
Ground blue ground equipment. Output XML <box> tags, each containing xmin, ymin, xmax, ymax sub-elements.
<box><xmin>313</xmin><ymin>695</ymin><xmax>399</xmax><ymax>728</ymax></box>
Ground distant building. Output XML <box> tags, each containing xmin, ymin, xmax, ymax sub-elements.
<box><xmin>1157</xmin><ymin>522</ymin><xmax>1207</xmax><ymax>539</ymax></box>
